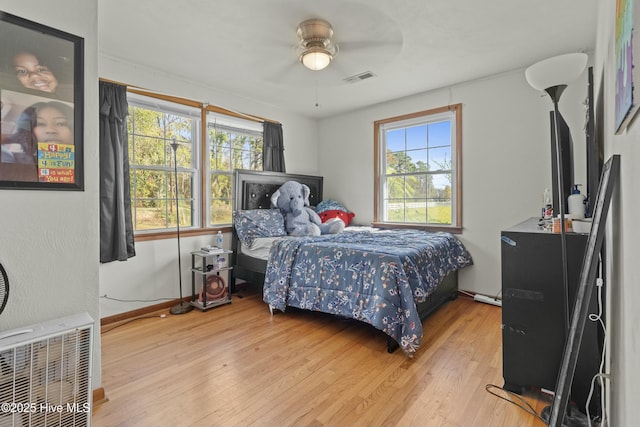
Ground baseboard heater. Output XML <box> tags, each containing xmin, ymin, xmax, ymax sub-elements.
<box><xmin>0</xmin><ymin>312</ymin><xmax>94</xmax><ymax>427</ymax></box>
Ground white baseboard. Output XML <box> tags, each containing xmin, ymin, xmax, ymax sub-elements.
<box><xmin>473</xmin><ymin>294</ymin><xmax>502</xmax><ymax>307</ymax></box>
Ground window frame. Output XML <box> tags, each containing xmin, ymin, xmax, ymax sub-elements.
<box><xmin>127</xmin><ymin>92</ymin><xmax>202</xmax><ymax>237</ymax></box>
<box><xmin>373</xmin><ymin>104</ymin><xmax>463</xmax><ymax>233</ymax></box>
<box><xmin>205</xmin><ymin>110</ymin><xmax>264</xmax><ymax>228</ymax></box>
<box><xmin>125</xmin><ymin>88</ymin><xmax>268</xmax><ymax>241</ymax></box>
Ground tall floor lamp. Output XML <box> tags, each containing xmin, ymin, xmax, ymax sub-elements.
<box><xmin>169</xmin><ymin>139</ymin><xmax>193</xmax><ymax>315</ymax></box>
<box><xmin>525</xmin><ymin>53</ymin><xmax>587</xmax><ymax>426</ymax></box>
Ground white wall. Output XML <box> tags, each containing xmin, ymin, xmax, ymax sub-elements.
<box><xmin>0</xmin><ymin>0</ymin><xmax>101</xmax><ymax>385</ymax></box>
<box><xmin>318</xmin><ymin>68</ymin><xmax>588</xmax><ymax>298</ymax></box>
<box><xmin>98</xmin><ymin>56</ymin><xmax>319</xmax><ymax>317</ymax></box>
<box><xmin>594</xmin><ymin>2</ymin><xmax>640</xmax><ymax>425</ymax></box>
<box><xmin>5</xmin><ymin>4</ymin><xmax>633</xmax><ymax>422</ymax></box>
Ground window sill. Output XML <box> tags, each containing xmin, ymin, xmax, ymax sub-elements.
<box><xmin>134</xmin><ymin>226</ymin><xmax>233</xmax><ymax>242</ymax></box>
<box><xmin>371</xmin><ymin>222</ymin><xmax>462</xmax><ymax>235</ymax></box>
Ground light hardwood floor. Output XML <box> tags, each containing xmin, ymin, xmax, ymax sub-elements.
<box><xmin>92</xmin><ymin>285</ymin><xmax>550</xmax><ymax>427</ymax></box>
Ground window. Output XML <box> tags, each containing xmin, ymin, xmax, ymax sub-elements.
<box><xmin>127</xmin><ymin>91</ymin><xmax>264</xmax><ymax>235</ymax></box>
<box><xmin>206</xmin><ymin>111</ymin><xmax>263</xmax><ymax>226</ymax></box>
<box><xmin>128</xmin><ymin>94</ymin><xmax>200</xmax><ymax>232</ymax></box>
<box><xmin>374</xmin><ymin>104</ymin><xmax>462</xmax><ymax>232</ymax></box>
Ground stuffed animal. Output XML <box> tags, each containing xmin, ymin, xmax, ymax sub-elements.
<box><xmin>318</xmin><ymin>209</ymin><xmax>355</xmax><ymax>226</ymax></box>
<box><xmin>315</xmin><ymin>200</ymin><xmax>355</xmax><ymax>226</ymax></box>
<box><xmin>271</xmin><ymin>181</ymin><xmax>344</xmax><ymax>237</ymax></box>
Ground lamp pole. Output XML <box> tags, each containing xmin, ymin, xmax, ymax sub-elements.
<box><xmin>546</xmin><ymin>85</ymin><xmax>571</xmax><ymax>333</ymax></box>
<box><xmin>170</xmin><ymin>139</ymin><xmax>192</xmax><ymax>315</ymax></box>
<box><xmin>544</xmin><ymin>83</ymin><xmax>577</xmax><ymax>427</ymax></box>
<box><xmin>525</xmin><ymin>52</ymin><xmax>588</xmax><ymax>427</ymax></box>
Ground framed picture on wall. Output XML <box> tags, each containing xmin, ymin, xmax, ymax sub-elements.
<box><xmin>0</xmin><ymin>11</ymin><xmax>84</xmax><ymax>190</ymax></box>
<box><xmin>614</xmin><ymin>0</ymin><xmax>640</xmax><ymax>134</ymax></box>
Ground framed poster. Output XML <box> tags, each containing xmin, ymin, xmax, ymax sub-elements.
<box><xmin>614</xmin><ymin>0</ymin><xmax>640</xmax><ymax>134</ymax></box>
<box><xmin>0</xmin><ymin>11</ymin><xmax>84</xmax><ymax>190</ymax></box>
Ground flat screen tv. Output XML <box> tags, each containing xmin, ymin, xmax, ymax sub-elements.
<box><xmin>586</xmin><ymin>67</ymin><xmax>604</xmax><ymax>218</ymax></box>
<box><xmin>550</xmin><ymin>110</ymin><xmax>574</xmax><ymax>215</ymax></box>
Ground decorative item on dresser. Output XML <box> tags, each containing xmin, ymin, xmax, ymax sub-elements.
<box><xmin>230</xmin><ymin>170</ymin><xmax>473</xmax><ymax>357</ymax></box>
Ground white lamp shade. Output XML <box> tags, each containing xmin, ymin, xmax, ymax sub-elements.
<box><xmin>301</xmin><ymin>48</ymin><xmax>332</xmax><ymax>71</ymax></box>
<box><xmin>525</xmin><ymin>53</ymin><xmax>588</xmax><ymax>91</ymax></box>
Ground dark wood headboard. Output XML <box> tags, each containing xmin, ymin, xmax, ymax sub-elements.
<box><xmin>233</xmin><ymin>170</ymin><xmax>323</xmax><ymax>211</ymax></box>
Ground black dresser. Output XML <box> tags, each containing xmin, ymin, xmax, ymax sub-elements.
<box><xmin>501</xmin><ymin>218</ymin><xmax>601</xmax><ymax>414</ymax></box>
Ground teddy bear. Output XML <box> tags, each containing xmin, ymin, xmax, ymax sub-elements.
<box><xmin>315</xmin><ymin>200</ymin><xmax>355</xmax><ymax>226</ymax></box>
<box><xmin>270</xmin><ymin>181</ymin><xmax>344</xmax><ymax>237</ymax></box>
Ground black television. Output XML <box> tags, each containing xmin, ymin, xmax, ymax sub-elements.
<box><xmin>585</xmin><ymin>67</ymin><xmax>604</xmax><ymax>218</ymax></box>
<box><xmin>550</xmin><ymin>110</ymin><xmax>574</xmax><ymax>215</ymax></box>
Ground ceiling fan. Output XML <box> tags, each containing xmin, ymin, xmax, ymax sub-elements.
<box><xmin>296</xmin><ymin>18</ymin><xmax>338</xmax><ymax>71</ymax></box>
<box><xmin>261</xmin><ymin>8</ymin><xmax>403</xmax><ymax>87</ymax></box>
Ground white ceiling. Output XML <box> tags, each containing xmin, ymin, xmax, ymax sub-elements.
<box><xmin>98</xmin><ymin>0</ymin><xmax>597</xmax><ymax>119</ymax></box>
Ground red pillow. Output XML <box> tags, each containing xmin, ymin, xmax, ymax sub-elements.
<box><xmin>318</xmin><ymin>209</ymin><xmax>355</xmax><ymax>226</ymax></box>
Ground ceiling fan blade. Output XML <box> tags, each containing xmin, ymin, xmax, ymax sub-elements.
<box><xmin>338</xmin><ymin>40</ymin><xmax>403</xmax><ymax>56</ymax></box>
<box><xmin>264</xmin><ymin>59</ymin><xmax>304</xmax><ymax>84</ymax></box>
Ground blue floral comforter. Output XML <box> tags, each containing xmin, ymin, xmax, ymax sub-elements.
<box><xmin>263</xmin><ymin>229</ymin><xmax>473</xmax><ymax>356</ymax></box>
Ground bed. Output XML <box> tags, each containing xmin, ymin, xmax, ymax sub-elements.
<box><xmin>231</xmin><ymin>170</ymin><xmax>473</xmax><ymax>357</ymax></box>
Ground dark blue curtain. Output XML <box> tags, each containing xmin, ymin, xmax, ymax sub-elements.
<box><xmin>99</xmin><ymin>81</ymin><xmax>135</xmax><ymax>262</ymax></box>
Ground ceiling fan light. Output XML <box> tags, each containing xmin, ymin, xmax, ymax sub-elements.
<box><xmin>301</xmin><ymin>48</ymin><xmax>332</xmax><ymax>71</ymax></box>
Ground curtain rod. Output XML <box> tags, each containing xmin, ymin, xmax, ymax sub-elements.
<box><xmin>98</xmin><ymin>77</ymin><xmax>280</xmax><ymax>125</ymax></box>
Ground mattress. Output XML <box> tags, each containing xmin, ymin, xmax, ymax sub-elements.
<box><xmin>239</xmin><ymin>236</ymin><xmax>284</xmax><ymax>260</ymax></box>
